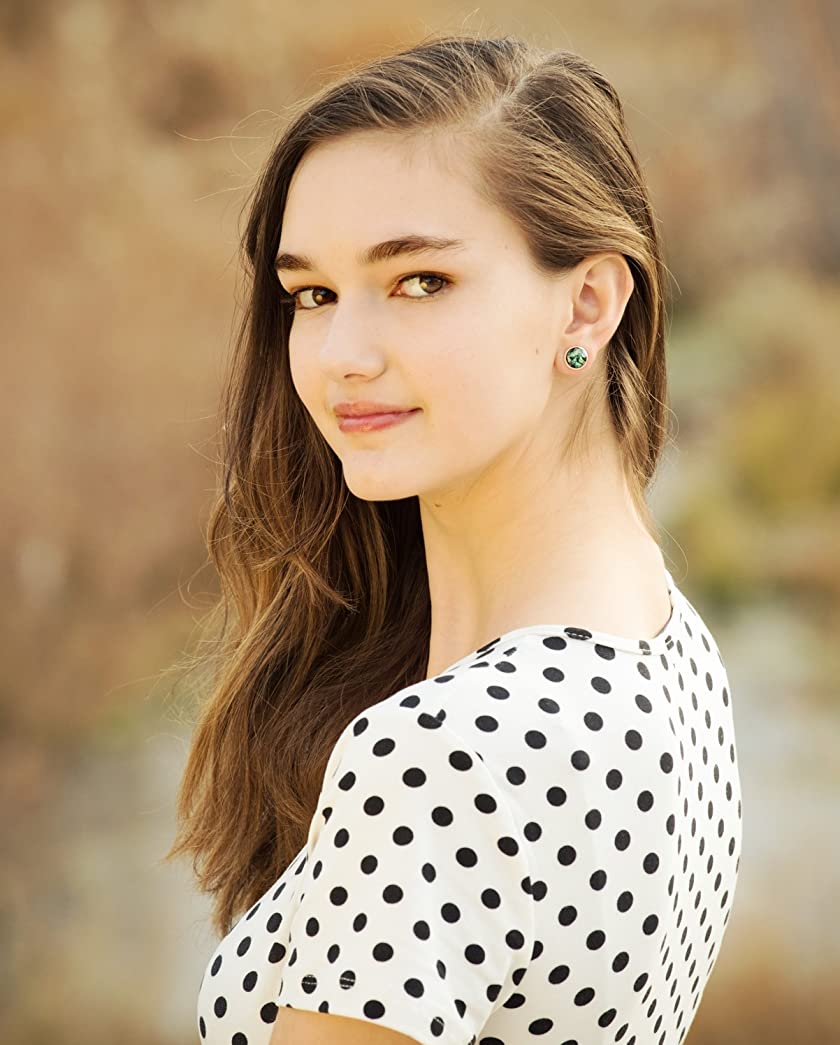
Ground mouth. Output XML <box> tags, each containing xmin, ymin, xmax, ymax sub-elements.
<box><xmin>336</xmin><ymin>408</ymin><xmax>421</xmax><ymax>433</ymax></box>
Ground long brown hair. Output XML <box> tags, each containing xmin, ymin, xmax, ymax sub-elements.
<box><xmin>164</xmin><ymin>32</ymin><xmax>672</xmax><ymax>939</ymax></box>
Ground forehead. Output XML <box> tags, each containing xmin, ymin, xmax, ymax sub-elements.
<box><xmin>278</xmin><ymin>130</ymin><xmax>514</xmax><ymax>258</ymax></box>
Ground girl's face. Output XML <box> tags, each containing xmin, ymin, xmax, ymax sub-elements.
<box><xmin>278</xmin><ymin>129</ymin><xmax>571</xmax><ymax>504</ymax></box>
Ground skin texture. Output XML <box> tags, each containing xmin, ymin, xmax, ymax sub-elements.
<box><xmin>269</xmin><ymin>1006</ymin><xmax>421</xmax><ymax>1045</ymax></box>
<box><xmin>279</xmin><ymin>127</ymin><xmax>667</xmax><ymax>693</ymax></box>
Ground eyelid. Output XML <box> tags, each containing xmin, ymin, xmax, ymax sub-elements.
<box><xmin>281</xmin><ymin>271</ymin><xmax>453</xmax><ymax>309</ymax></box>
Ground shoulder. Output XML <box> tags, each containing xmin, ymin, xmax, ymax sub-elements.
<box><xmin>318</xmin><ymin>673</ymin><xmax>475</xmax><ymax>794</ymax></box>
<box><xmin>318</xmin><ymin>628</ymin><xmax>605</xmax><ymax>808</ymax></box>
<box><xmin>324</xmin><ymin>629</ymin><xmax>560</xmax><ymax>768</ymax></box>
<box><xmin>305</xmin><ymin>681</ymin><xmax>534</xmax><ymax>886</ymax></box>
<box><xmin>317</xmin><ymin>682</ymin><xmax>516</xmax><ymax>821</ymax></box>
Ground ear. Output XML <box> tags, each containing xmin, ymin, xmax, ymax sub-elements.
<box><xmin>556</xmin><ymin>253</ymin><xmax>634</xmax><ymax>369</ymax></box>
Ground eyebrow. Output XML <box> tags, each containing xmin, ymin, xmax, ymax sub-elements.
<box><xmin>274</xmin><ymin>234</ymin><xmax>467</xmax><ymax>273</ymax></box>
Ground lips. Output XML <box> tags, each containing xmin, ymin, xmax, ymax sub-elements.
<box><xmin>333</xmin><ymin>401</ymin><xmax>416</xmax><ymax>418</ymax></box>
<box><xmin>337</xmin><ymin>409</ymin><xmax>421</xmax><ymax>433</ymax></box>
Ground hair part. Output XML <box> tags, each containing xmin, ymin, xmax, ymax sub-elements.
<box><xmin>163</xmin><ymin>31</ymin><xmax>674</xmax><ymax>938</ymax></box>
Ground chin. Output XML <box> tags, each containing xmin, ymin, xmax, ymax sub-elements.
<box><xmin>342</xmin><ymin>470</ymin><xmax>421</xmax><ymax>503</ymax></box>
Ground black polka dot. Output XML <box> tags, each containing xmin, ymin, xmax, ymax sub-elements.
<box><xmin>558</xmin><ymin>845</ymin><xmax>577</xmax><ymax>865</ymax></box>
<box><xmin>259</xmin><ymin>1002</ymin><xmax>278</xmax><ymax>1023</ymax></box>
<box><xmin>625</xmin><ymin>729</ymin><xmax>643</xmax><ymax>750</ymax></box>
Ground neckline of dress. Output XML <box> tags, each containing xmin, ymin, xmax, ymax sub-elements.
<box><xmin>432</xmin><ymin>566</ymin><xmax>682</xmax><ymax>678</ymax></box>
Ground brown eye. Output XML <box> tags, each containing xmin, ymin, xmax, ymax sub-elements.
<box><xmin>284</xmin><ymin>286</ymin><xmax>336</xmax><ymax>312</ymax></box>
<box><xmin>397</xmin><ymin>273</ymin><xmax>449</xmax><ymax>299</ymax></box>
<box><xmin>283</xmin><ymin>272</ymin><xmax>452</xmax><ymax>313</ymax></box>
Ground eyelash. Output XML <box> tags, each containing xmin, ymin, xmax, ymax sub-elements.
<box><xmin>278</xmin><ymin>272</ymin><xmax>453</xmax><ymax>312</ymax></box>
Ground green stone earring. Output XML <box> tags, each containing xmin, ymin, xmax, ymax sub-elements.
<box><xmin>564</xmin><ymin>345</ymin><xmax>589</xmax><ymax>370</ymax></box>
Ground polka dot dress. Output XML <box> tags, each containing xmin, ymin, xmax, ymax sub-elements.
<box><xmin>196</xmin><ymin>567</ymin><xmax>743</xmax><ymax>1045</ymax></box>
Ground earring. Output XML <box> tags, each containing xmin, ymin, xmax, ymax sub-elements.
<box><xmin>564</xmin><ymin>345</ymin><xmax>589</xmax><ymax>370</ymax></box>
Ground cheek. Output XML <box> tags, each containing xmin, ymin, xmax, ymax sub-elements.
<box><xmin>287</xmin><ymin>342</ymin><xmax>340</xmax><ymax>450</ymax></box>
<box><xmin>424</xmin><ymin>309</ymin><xmax>544</xmax><ymax>430</ymax></box>
<box><xmin>287</xmin><ymin>338</ymin><xmax>318</xmax><ymax>411</ymax></box>
<box><xmin>421</xmin><ymin>352</ymin><xmax>540</xmax><ymax>473</ymax></box>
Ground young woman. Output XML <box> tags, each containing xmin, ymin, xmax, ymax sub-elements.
<box><xmin>168</xmin><ymin>33</ymin><xmax>744</xmax><ymax>1045</ymax></box>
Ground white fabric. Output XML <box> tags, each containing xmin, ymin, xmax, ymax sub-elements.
<box><xmin>197</xmin><ymin>568</ymin><xmax>743</xmax><ymax>1045</ymax></box>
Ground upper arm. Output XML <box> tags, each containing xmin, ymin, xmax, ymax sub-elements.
<box><xmin>270</xmin><ymin>1006</ymin><xmax>426</xmax><ymax>1045</ymax></box>
<box><xmin>268</xmin><ymin>701</ymin><xmax>535</xmax><ymax>1045</ymax></box>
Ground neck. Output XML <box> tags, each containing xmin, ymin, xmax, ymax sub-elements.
<box><xmin>418</xmin><ymin>419</ymin><xmax>660</xmax><ymax>678</ymax></box>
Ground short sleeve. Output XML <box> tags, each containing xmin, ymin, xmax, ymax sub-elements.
<box><xmin>275</xmin><ymin>701</ymin><xmax>536</xmax><ymax>1045</ymax></box>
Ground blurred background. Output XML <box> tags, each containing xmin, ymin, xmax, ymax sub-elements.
<box><xmin>3</xmin><ymin>0</ymin><xmax>839</xmax><ymax>1041</ymax></box>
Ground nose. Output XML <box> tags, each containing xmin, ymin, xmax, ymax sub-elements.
<box><xmin>315</xmin><ymin>296</ymin><xmax>387</xmax><ymax>379</ymax></box>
